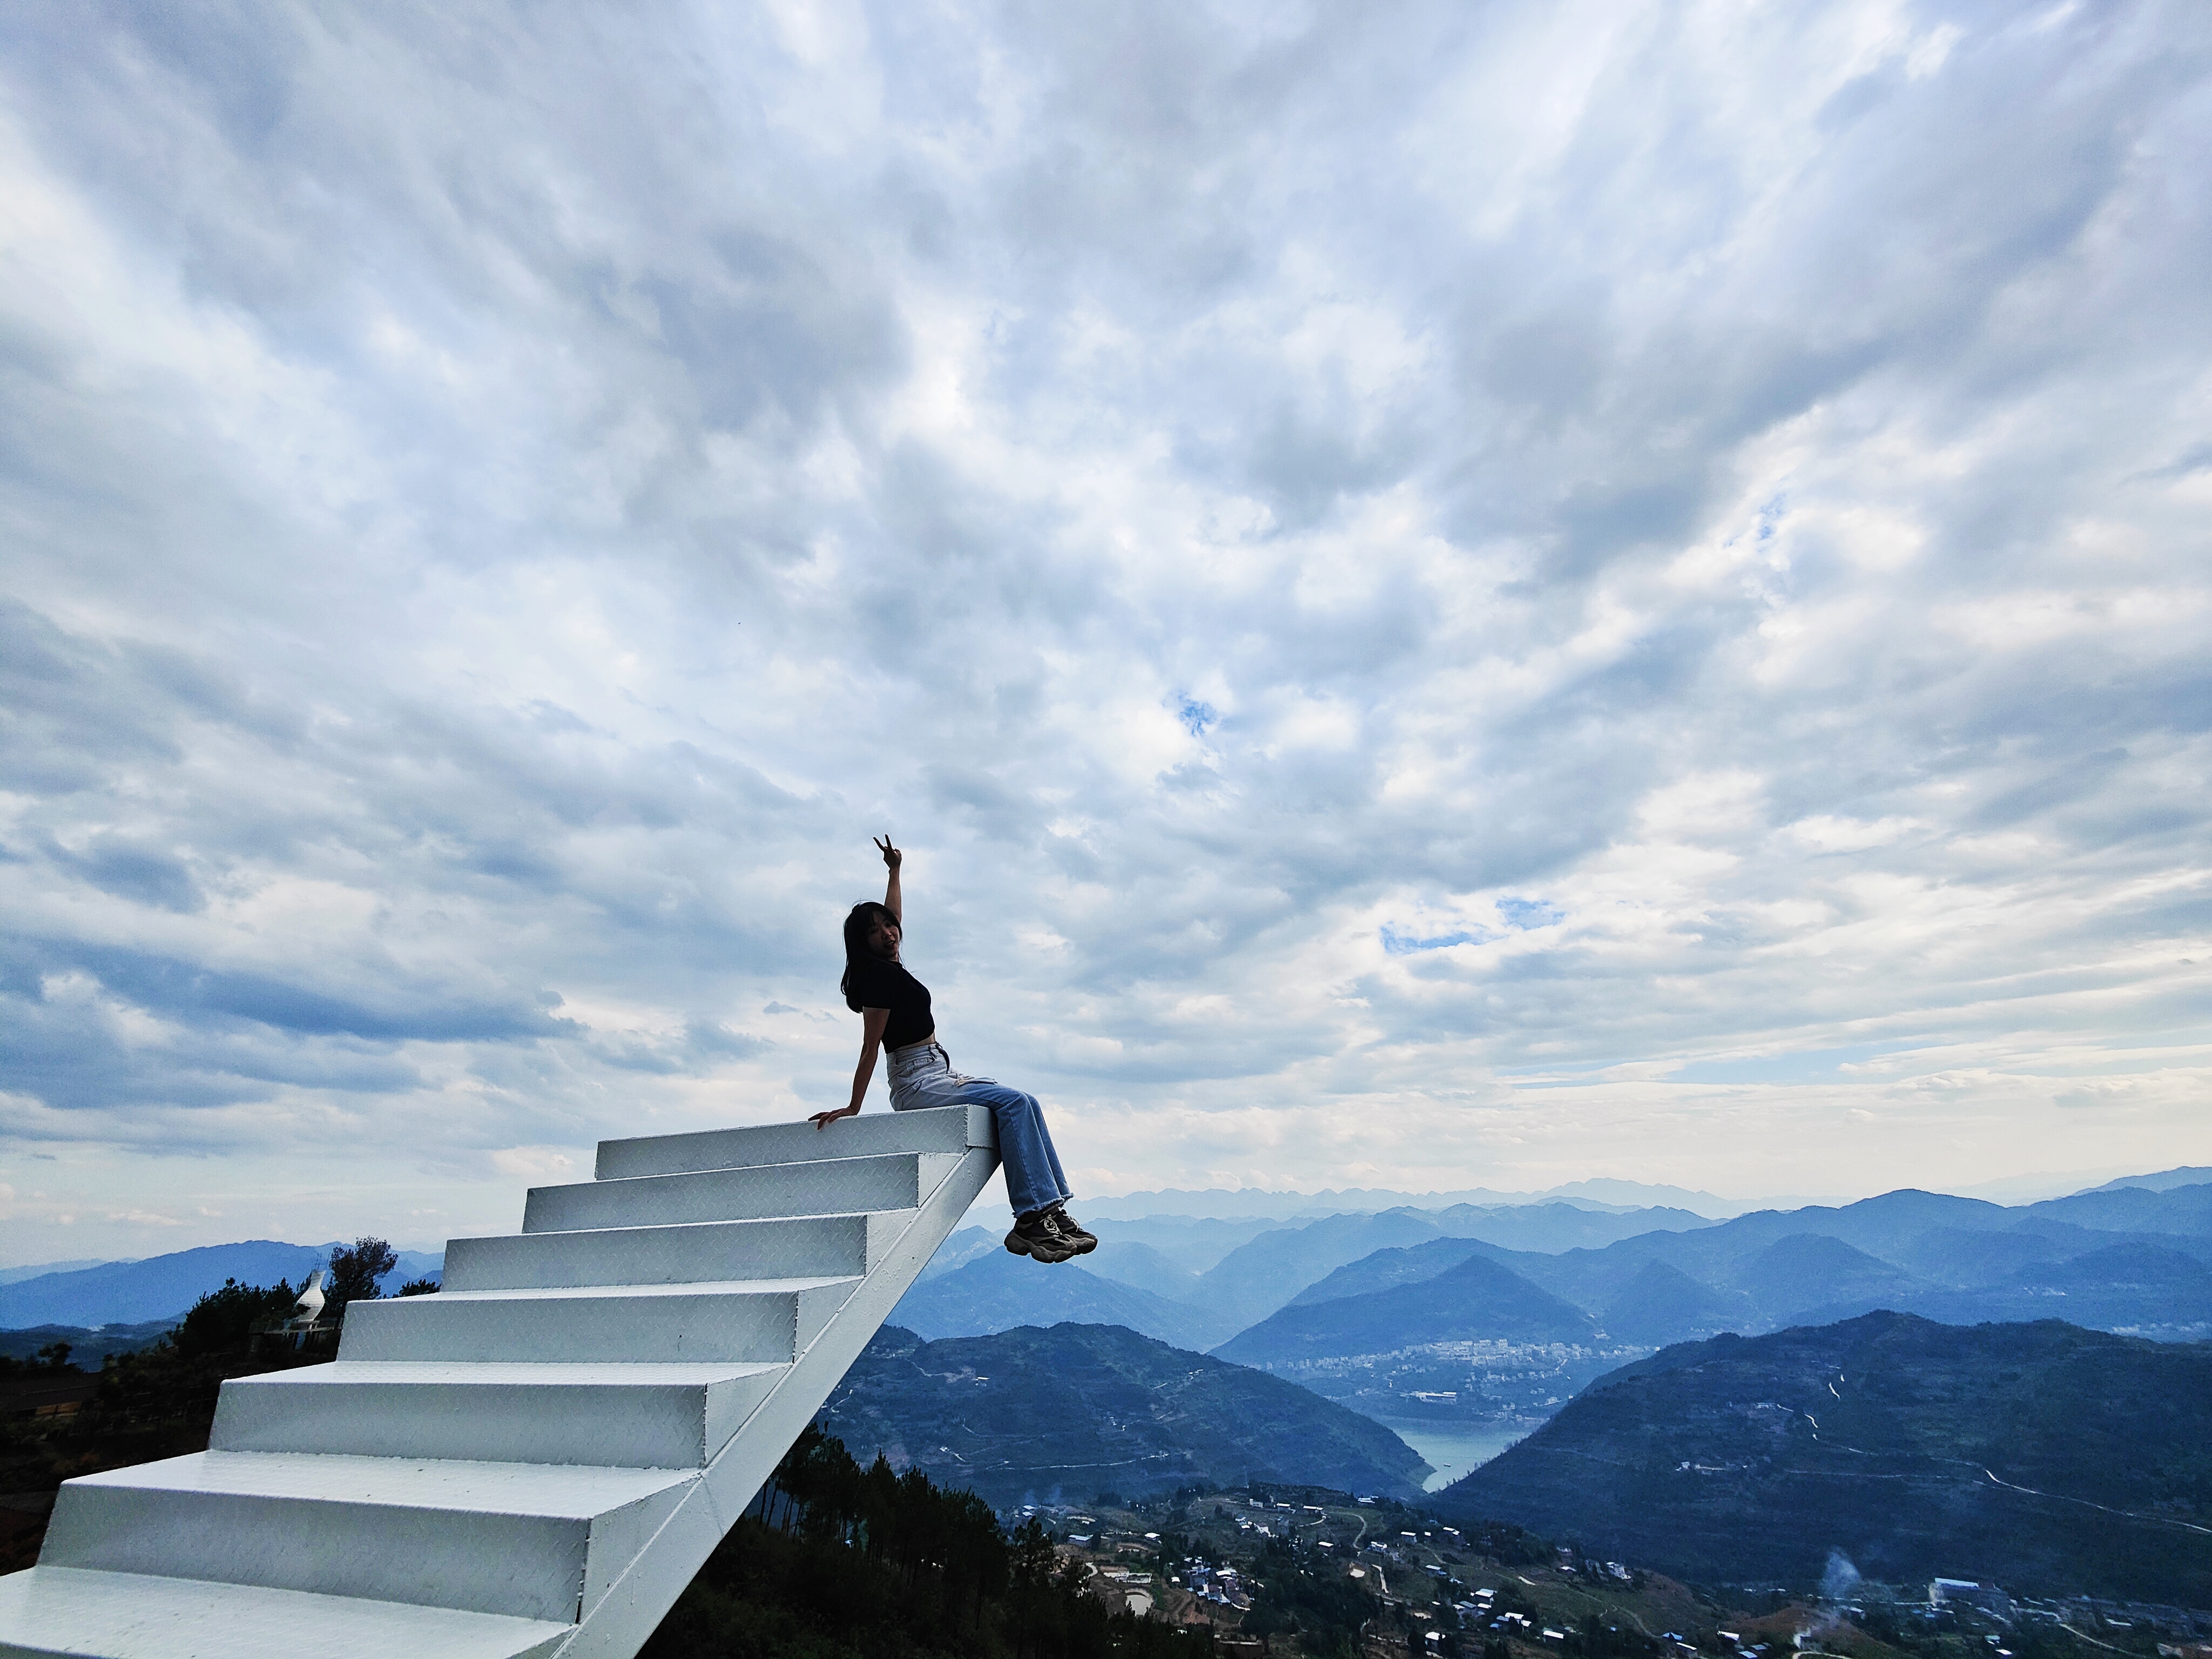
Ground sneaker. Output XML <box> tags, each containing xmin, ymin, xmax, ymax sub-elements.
<box><xmin>1006</xmin><ymin>1210</ymin><xmax>1079</xmax><ymax>1264</ymax></box>
<box><xmin>1047</xmin><ymin>1205</ymin><xmax>1097</xmax><ymax>1254</ymax></box>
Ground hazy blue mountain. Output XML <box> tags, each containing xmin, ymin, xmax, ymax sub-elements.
<box><xmin>1728</xmin><ymin>1233</ymin><xmax>1930</xmax><ymax>1320</ymax></box>
<box><xmin>913</xmin><ymin>1225</ymin><xmax>1001</xmax><ymax>1282</ymax></box>
<box><xmin>0</xmin><ymin>1241</ymin><xmax>442</xmax><ymax>1329</ymax></box>
<box><xmin>1849</xmin><ymin>1243</ymin><xmax>2212</xmax><ymax>1340</ymax></box>
<box><xmin>1446</xmin><ymin>1189</ymin><xmax>2123</xmax><ymax>1314</ymax></box>
<box><xmin>1541</xmin><ymin>1178</ymin><xmax>1764</xmax><ymax>1216</ymax></box>
<box><xmin>0</xmin><ymin>1259</ymin><xmax>120</xmax><ymax>1286</ymax></box>
<box><xmin>1431</xmin><ymin>1312</ymin><xmax>2212</xmax><ymax>1605</ymax></box>
<box><xmin>2085</xmin><ymin>1166</ymin><xmax>2212</xmax><ymax>1195</ymax></box>
<box><xmin>1081</xmin><ymin>1179</ymin><xmax>1816</xmax><ymax>1221</ymax></box>
<box><xmin>1078</xmin><ymin>1238</ymin><xmax>1203</xmax><ymax>1302</ymax></box>
<box><xmin>1597</xmin><ymin>1259</ymin><xmax>1755</xmax><ymax>1346</ymax></box>
<box><xmin>1685</xmin><ymin>1190</ymin><xmax>2015</xmax><ymax>1265</ymax></box>
<box><xmin>2021</xmin><ymin>1181</ymin><xmax>2212</xmax><ymax>1238</ymax></box>
<box><xmin>1251</xmin><ymin>1188</ymin><xmax>2212</xmax><ymax>1373</ymax></box>
<box><xmin>1428</xmin><ymin>1201</ymin><xmax>1716</xmax><ymax>1253</ymax></box>
<box><xmin>1214</xmin><ymin>1251</ymin><xmax>1599</xmax><ymax>1366</ymax></box>
<box><xmin>817</xmin><ymin>1322</ymin><xmax>1430</xmax><ymax>1505</ymax></box>
<box><xmin>1870</xmin><ymin>1224</ymin><xmax>2080</xmax><ymax>1287</ymax></box>
<box><xmin>888</xmin><ymin>1251</ymin><xmax>1240</xmax><ymax>1350</ymax></box>
<box><xmin>925</xmin><ymin>1219</ymin><xmax>1270</xmax><ymax>1289</ymax></box>
<box><xmin>1193</xmin><ymin>1210</ymin><xmax>1445</xmax><ymax>1330</ymax></box>
<box><xmin>1087</xmin><ymin>1215</ymin><xmax>1289</xmax><ymax>1273</ymax></box>
<box><xmin>918</xmin><ymin>1180</ymin><xmax>2212</xmax><ymax>1391</ymax></box>
<box><xmin>1286</xmin><ymin>1237</ymin><xmax>1493</xmax><ymax>1306</ymax></box>
<box><xmin>2006</xmin><ymin>1215</ymin><xmax>2212</xmax><ymax>1265</ymax></box>
<box><xmin>1082</xmin><ymin>1188</ymin><xmax>1376</xmax><ymax>1220</ymax></box>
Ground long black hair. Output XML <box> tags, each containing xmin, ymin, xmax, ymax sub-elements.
<box><xmin>840</xmin><ymin>902</ymin><xmax>900</xmax><ymax>1011</ymax></box>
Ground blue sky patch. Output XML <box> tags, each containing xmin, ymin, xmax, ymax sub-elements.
<box><xmin>1497</xmin><ymin>897</ymin><xmax>1563</xmax><ymax>930</ymax></box>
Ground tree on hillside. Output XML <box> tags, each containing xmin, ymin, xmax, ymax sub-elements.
<box><xmin>327</xmin><ymin>1237</ymin><xmax>396</xmax><ymax>1318</ymax></box>
<box><xmin>173</xmin><ymin>1278</ymin><xmax>295</xmax><ymax>1358</ymax></box>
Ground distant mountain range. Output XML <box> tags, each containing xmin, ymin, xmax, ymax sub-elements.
<box><xmin>895</xmin><ymin>1177</ymin><xmax>2212</xmax><ymax>1388</ymax></box>
<box><xmin>2087</xmin><ymin>1165</ymin><xmax>2212</xmax><ymax>1194</ymax></box>
<box><xmin>0</xmin><ymin>1241</ymin><xmax>444</xmax><ymax>1330</ymax></box>
<box><xmin>1216</xmin><ymin>1252</ymin><xmax>1599</xmax><ymax>1365</ymax></box>
<box><xmin>1487</xmin><ymin>1184</ymin><xmax>2212</xmax><ymax>1343</ymax></box>
<box><xmin>1082</xmin><ymin>1179</ymin><xmax>1832</xmax><ymax>1220</ymax></box>
<box><xmin>913</xmin><ymin>1199</ymin><xmax>1723</xmax><ymax>1350</ymax></box>
<box><xmin>1218</xmin><ymin>1184</ymin><xmax>2212</xmax><ymax>1401</ymax></box>
<box><xmin>889</xmin><ymin>1252</ymin><xmax>1239</xmax><ymax>1350</ymax></box>
<box><xmin>1082</xmin><ymin>1166</ymin><xmax>2212</xmax><ymax>1223</ymax></box>
<box><xmin>1431</xmin><ymin>1312</ymin><xmax>2212</xmax><ymax>1605</ymax></box>
<box><xmin>0</xmin><ymin>1259</ymin><xmax>117</xmax><ymax>1287</ymax></box>
<box><xmin>815</xmin><ymin>1323</ymin><xmax>1431</xmax><ymax>1506</ymax></box>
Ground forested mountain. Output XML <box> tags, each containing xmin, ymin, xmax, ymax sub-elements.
<box><xmin>815</xmin><ymin>1323</ymin><xmax>1430</xmax><ymax>1506</ymax></box>
<box><xmin>1430</xmin><ymin>1312</ymin><xmax>2212</xmax><ymax>1604</ymax></box>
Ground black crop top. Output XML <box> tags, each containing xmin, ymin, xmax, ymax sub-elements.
<box><xmin>847</xmin><ymin>956</ymin><xmax>935</xmax><ymax>1051</ymax></box>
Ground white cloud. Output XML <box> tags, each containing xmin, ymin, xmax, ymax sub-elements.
<box><xmin>1</xmin><ymin>0</ymin><xmax>2209</xmax><ymax>1260</ymax></box>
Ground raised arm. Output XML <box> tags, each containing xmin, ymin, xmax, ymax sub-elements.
<box><xmin>813</xmin><ymin>1005</ymin><xmax>891</xmax><ymax>1129</ymax></box>
<box><xmin>875</xmin><ymin>833</ymin><xmax>902</xmax><ymax>920</ymax></box>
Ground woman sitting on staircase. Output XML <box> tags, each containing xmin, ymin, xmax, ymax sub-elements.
<box><xmin>811</xmin><ymin>835</ymin><xmax>1098</xmax><ymax>1267</ymax></box>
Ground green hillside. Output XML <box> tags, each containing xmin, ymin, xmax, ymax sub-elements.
<box><xmin>1431</xmin><ymin>1312</ymin><xmax>2212</xmax><ymax>1603</ymax></box>
<box><xmin>816</xmin><ymin>1322</ymin><xmax>1430</xmax><ymax>1506</ymax></box>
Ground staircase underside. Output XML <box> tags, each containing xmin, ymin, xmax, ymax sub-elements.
<box><xmin>0</xmin><ymin>1105</ymin><xmax>1001</xmax><ymax>1659</ymax></box>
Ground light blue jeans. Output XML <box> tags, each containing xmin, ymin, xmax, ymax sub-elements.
<box><xmin>886</xmin><ymin>1040</ymin><xmax>1073</xmax><ymax>1218</ymax></box>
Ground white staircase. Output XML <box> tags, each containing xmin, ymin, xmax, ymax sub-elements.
<box><xmin>0</xmin><ymin>1105</ymin><xmax>999</xmax><ymax>1659</ymax></box>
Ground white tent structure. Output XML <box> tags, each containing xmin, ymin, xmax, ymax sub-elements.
<box><xmin>0</xmin><ymin>1104</ymin><xmax>998</xmax><ymax>1658</ymax></box>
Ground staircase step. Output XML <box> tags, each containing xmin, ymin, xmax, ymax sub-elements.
<box><xmin>523</xmin><ymin>1151</ymin><xmax>961</xmax><ymax>1233</ymax></box>
<box><xmin>0</xmin><ymin>1566</ymin><xmax>570</xmax><ymax>1659</ymax></box>
<box><xmin>39</xmin><ymin>1452</ymin><xmax>695</xmax><ymax>1623</ymax></box>
<box><xmin>0</xmin><ymin>1107</ymin><xmax>1005</xmax><ymax>1659</ymax></box>
<box><xmin>340</xmin><ymin>1278</ymin><xmax>859</xmax><ymax>1364</ymax></box>
<box><xmin>443</xmin><ymin>1211</ymin><xmax>908</xmax><ymax>1291</ymax></box>
<box><xmin>596</xmin><ymin>1102</ymin><xmax>993</xmax><ymax>1179</ymax></box>
<box><xmin>212</xmin><ymin>1361</ymin><xmax>785</xmax><ymax>1467</ymax></box>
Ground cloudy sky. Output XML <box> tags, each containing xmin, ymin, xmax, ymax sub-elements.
<box><xmin>4</xmin><ymin>0</ymin><xmax>2209</xmax><ymax>1263</ymax></box>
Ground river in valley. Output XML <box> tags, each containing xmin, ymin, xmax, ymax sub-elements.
<box><xmin>1376</xmin><ymin>1419</ymin><xmax>1540</xmax><ymax>1492</ymax></box>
